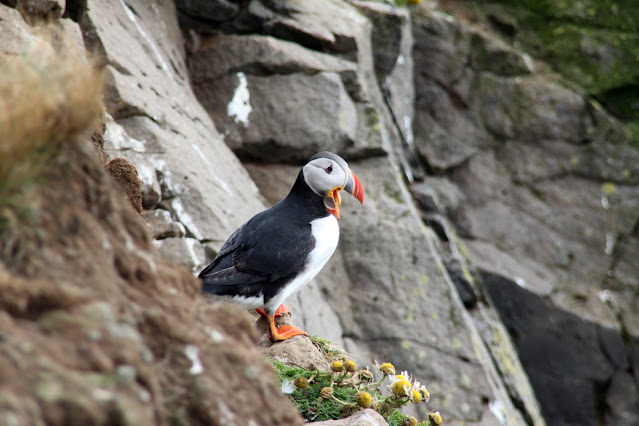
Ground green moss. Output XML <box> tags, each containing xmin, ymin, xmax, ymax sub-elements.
<box><xmin>473</xmin><ymin>0</ymin><xmax>639</xmax><ymax>125</ymax></box>
<box><xmin>270</xmin><ymin>359</ymin><xmax>358</xmax><ymax>421</ymax></box>
<box><xmin>628</xmin><ymin>121</ymin><xmax>639</xmax><ymax>149</ymax></box>
<box><xmin>388</xmin><ymin>410</ymin><xmax>407</xmax><ymax>425</ymax></box>
<box><xmin>539</xmin><ymin>24</ymin><xmax>639</xmax><ymax>94</ymax></box>
<box><xmin>601</xmin><ymin>182</ymin><xmax>617</xmax><ymax>196</ymax></box>
<box><xmin>309</xmin><ymin>335</ymin><xmax>343</xmax><ymax>360</ymax></box>
<box><xmin>388</xmin><ymin>410</ymin><xmax>433</xmax><ymax>425</ymax></box>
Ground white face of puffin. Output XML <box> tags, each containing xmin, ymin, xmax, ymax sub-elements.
<box><xmin>302</xmin><ymin>152</ymin><xmax>364</xmax><ymax>219</ymax></box>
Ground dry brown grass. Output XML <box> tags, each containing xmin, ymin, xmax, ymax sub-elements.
<box><xmin>0</xmin><ymin>32</ymin><xmax>105</xmax><ymax>230</ymax></box>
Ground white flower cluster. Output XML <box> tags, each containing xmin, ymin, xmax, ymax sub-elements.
<box><xmin>388</xmin><ymin>370</ymin><xmax>430</xmax><ymax>403</ymax></box>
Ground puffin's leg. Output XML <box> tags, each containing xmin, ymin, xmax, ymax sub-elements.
<box><xmin>256</xmin><ymin>304</ymin><xmax>290</xmax><ymax>317</ymax></box>
<box><xmin>267</xmin><ymin>314</ymin><xmax>308</xmax><ymax>341</ymax></box>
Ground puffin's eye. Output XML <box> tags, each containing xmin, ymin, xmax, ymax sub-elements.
<box><xmin>325</xmin><ymin>166</ymin><xmax>333</xmax><ymax>174</ymax></box>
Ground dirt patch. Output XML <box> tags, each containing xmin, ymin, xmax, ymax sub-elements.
<box><xmin>104</xmin><ymin>157</ymin><xmax>143</xmax><ymax>213</ymax></box>
<box><xmin>0</xmin><ymin>37</ymin><xmax>302</xmax><ymax>426</ymax></box>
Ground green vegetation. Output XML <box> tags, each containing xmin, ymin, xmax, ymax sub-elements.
<box><xmin>270</xmin><ymin>357</ymin><xmax>441</xmax><ymax>425</ymax></box>
<box><xmin>309</xmin><ymin>335</ymin><xmax>343</xmax><ymax>360</ymax></box>
<box><xmin>467</xmin><ymin>0</ymin><xmax>639</xmax><ymax>144</ymax></box>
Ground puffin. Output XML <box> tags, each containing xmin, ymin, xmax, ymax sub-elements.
<box><xmin>199</xmin><ymin>152</ymin><xmax>364</xmax><ymax>341</ymax></box>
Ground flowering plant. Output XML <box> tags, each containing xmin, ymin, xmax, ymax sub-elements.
<box><xmin>273</xmin><ymin>357</ymin><xmax>442</xmax><ymax>425</ymax></box>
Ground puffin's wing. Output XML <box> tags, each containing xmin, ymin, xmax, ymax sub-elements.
<box><xmin>199</xmin><ymin>208</ymin><xmax>314</xmax><ymax>290</ymax></box>
<box><xmin>197</xmin><ymin>226</ymin><xmax>242</xmax><ymax>278</ymax></box>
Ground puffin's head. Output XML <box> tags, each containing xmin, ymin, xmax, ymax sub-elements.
<box><xmin>302</xmin><ymin>151</ymin><xmax>364</xmax><ymax>219</ymax></box>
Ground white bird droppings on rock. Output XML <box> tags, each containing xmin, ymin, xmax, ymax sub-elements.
<box><xmin>605</xmin><ymin>232</ymin><xmax>615</xmax><ymax>255</ymax></box>
<box><xmin>598</xmin><ymin>289</ymin><xmax>612</xmax><ymax>304</ymax></box>
<box><xmin>171</xmin><ymin>198</ymin><xmax>204</xmax><ymax>240</ymax></box>
<box><xmin>489</xmin><ymin>400</ymin><xmax>506</xmax><ymax>425</ymax></box>
<box><xmin>207</xmin><ymin>328</ymin><xmax>225</xmax><ymax>343</ymax></box>
<box><xmin>227</xmin><ymin>72</ymin><xmax>252</xmax><ymax>127</ymax></box>
<box><xmin>103</xmin><ymin>120</ymin><xmax>146</xmax><ymax>152</ymax></box>
<box><xmin>185</xmin><ymin>344</ymin><xmax>203</xmax><ymax>375</ymax></box>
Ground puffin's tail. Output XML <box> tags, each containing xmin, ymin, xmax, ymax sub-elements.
<box><xmin>201</xmin><ymin>281</ymin><xmax>234</xmax><ymax>296</ymax></box>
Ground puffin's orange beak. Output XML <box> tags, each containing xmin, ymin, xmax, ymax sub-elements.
<box><xmin>325</xmin><ymin>170</ymin><xmax>364</xmax><ymax>220</ymax></box>
<box><xmin>344</xmin><ymin>170</ymin><xmax>364</xmax><ymax>204</ymax></box>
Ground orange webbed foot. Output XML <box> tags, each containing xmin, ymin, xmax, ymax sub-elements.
<box><xmin>256</xmin><ymin>304</ymin><xmax>290</xmax><ymax>318</ymax></box>
<box><xmin>270</xmin><ymin>324</ymin><xmax>308</xmax><ymax>341</ymax></box>
<box><xmin>267</xmin><ymin>314</ymin><xmax>307</xmax><ymax>341</ymax></box>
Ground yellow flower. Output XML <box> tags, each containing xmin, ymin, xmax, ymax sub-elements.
<box><xmin>293</xmin><ymin>376</ymin><xmax>308</xmax><ymax>389</ymax></box>
<box><xmin>391</xmin><ymin>378</ymin><xmax>411</xmax><ymax>397</ymax></box>
<box><xmin>320</xmin><ymin>387</ymin><xmax>334</xmax><ymax>399</ymax></box>
<box><xmin>344</xmin><ymin>360</ymin><xmax>357</xmax><ymax>372</ymax></box>
<box><xmin>419</xmin><ymin>386</ymin><xmax>430</xmax><ymax>403</ymax></box>
<box><xmin>409</xmin><ymin>389</ymin><xmax>421</xmax><ymax>404</ymax></box>
<box><xmin>429</xmin><ymin>411</ymin><xmax>443</xmax><ymax>425</ymax></box>
<box><xmin>355</xmin><ymin>391</ymin><xmax>372</xmax><ymax>408</ymax></box>
<box><xmin>405</xmin><ymin>416</ymin><xmax>419</xmax><ymax>426</ymax></box>
<box><xmin>379</xmin><ymin>362</ymin><xmax>395</xmax><ymax>375</ymax></box>
<box><xmin>331</xmin><ymin>361</ymin><xmax>344</xmax><ymax>372</ymax></box>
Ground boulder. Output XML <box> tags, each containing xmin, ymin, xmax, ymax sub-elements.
<box><xmin>141</xmin><ymin>209</ymin><xmax>186</xmax><ymax>240</ymax></box>
<box><xmin>256</xmin><ymin>313</ymin><xmax>332</xmax><ymax>372</ymax></box>
<box><xmin>188</xmin><ymin>30</ymin><xmax>390</xmax><ymax>163</ymax></box>
<box><xmin>195</xmin><ymin>71</ymin><xmax>358</xmax><ymax>163</ymax></box>
<box><xmin>153</xmin><ymin>237</ymin><xmax>206</xmax><ymax>274</ymax></box>
<box><xmin>248</xmin><ymin>0</ymin><xmax>364</xmax><ymax>56</ymax></box>
<box><xmin>313</xmin><ymin>409</ymin><xmax>388</xmax><ymax>426</ymax></box>
<box><xmin>188</xmin><ymin>34</ymin><xmax>356</xmax><ymax>83</ymax></box>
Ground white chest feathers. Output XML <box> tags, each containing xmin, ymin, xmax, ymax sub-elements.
<box><xmin>266</xmin><ymin>215</ymin><xmax>339</xmax><ymax>311</ymax></box>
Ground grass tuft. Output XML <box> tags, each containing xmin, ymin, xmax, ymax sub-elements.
<box><xmin>270</xmin><ymin>359</ymin><xmax>359</xmax><ymax>422</ymax></box>
<box><xmin>0</xmin><ymin>31</ymin><xmax>105</xmax><ymax>233</ymax></box>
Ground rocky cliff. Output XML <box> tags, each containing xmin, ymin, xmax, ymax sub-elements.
<box><xmin>0</xmin><ymin>0</ymin><xmax>637</xmax><ymax>425</ymax></box>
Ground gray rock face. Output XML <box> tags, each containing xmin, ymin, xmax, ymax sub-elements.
<box><xmin>197</xmin><ymin>70</ymin><xmax>358</xmax><ymax>162</ymax></box>
<box><xmin>81</xmin><ymin>0</ymin><xmax>266</xmax><ymax>253</ymax></box>
<box><xmin>412</xmin><ymin>4</ymin><xmax>639</xmax><ymax>424</ymax></box>
<box><xmin>485</xmin><ymin>276</ymin><xmax>639</xmax><ymax>426</ymax></box>
<box><xmin>0</xmin><ymin>5</ymin><xmax>38</xmax><ymax>54</ymax></box>
<box><xmin>200</xmin><ymin>4</ymin><xmax>542</xmax><ymax>423</ymax></box>
<box><xmin>188</xmin><ymin>30</ymin><xmax>386</xmax><ymax>163</ymax></box>
<box><xmin>174</xmin><ymin>0</ymin><xmax>239</xmax><ymax>27</ymax></box>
